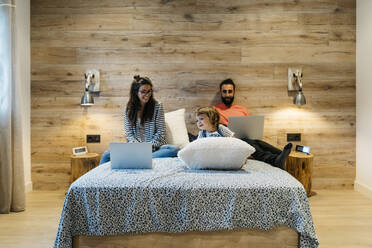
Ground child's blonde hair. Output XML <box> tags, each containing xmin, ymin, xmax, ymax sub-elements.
<box><xmin>196</xmin><ymin>107</ymin><xmax>220</xmax><ymax>129</ymax></box>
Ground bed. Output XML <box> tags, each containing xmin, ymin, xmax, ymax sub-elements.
<box><xmin>54</xmin><ymin>157</ymin><xmax>319</xmax><ymax>248</ymax></box>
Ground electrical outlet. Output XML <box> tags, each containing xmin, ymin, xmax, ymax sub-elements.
<box><xmin>287</xmin><ymin>133</ymin><xmax>301</xmax><ymax>142</ymax></box>
<box><xmin>86</xmin><ymin>134</ymin><xmax>100</xmax><ymax>143</ymax></box>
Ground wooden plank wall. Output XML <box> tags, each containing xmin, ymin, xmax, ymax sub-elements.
<box><xmin>31</xmin><ymin>0</ymin><xmax>356</xmax><ymax>190</ymax></box>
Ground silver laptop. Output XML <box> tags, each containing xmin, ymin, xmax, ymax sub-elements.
<box><xmin>228</xmin><ymin>116</ymin><xmax>264</xmax><ymax>140</ymax></box>
<box><xmin>110</xmin><ymin>142</ymin><xmax>152</xmax><ymax>169</ymax></box>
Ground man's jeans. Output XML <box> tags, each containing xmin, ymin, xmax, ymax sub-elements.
<box><xmin>241</xmin><ymin>138</ymin><xmax>281</xmax><ymax>167</ymax></box>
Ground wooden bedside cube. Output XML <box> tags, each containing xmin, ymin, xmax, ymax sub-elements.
<box><xmin>285</xmin><ymin>151</ymin><xmax>314</xmax><ymax>197</ymax></box>
<box><xmin>70</xmin><ymin>153</ymin><xmax>100</xmax><ymax>183</ymax></box>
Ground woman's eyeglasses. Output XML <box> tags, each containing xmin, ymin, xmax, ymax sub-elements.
<box><xmin>139</xmin><ymin>89</ymin><xmax>152</xmax><ymax>95</ymax></box>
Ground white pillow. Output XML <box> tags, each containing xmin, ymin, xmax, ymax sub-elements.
<box><xmin>178</xmin><ymin>137</ymin><xmax>256</xmax><ymax>170</ymax></box>
<box><xmin>164</xmin><ymin>108</ymin><xmax>190</xmax><ymax>149</ymax></box>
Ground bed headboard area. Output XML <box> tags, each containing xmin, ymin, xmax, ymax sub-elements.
<box><xmin>31</xmin><ymin>0</ymin><xmax>356</xmax><ymax>190</ymax></box>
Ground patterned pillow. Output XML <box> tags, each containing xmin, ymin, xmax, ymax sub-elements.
<box><xmin>178</xmin><ymin>137</ymin><xmax>256</xmax><ymax>170</ymax></box>
<box><xmin>165</xmin><ymin>108</ymin><xmax>190</xmax><ymax>149</ymax></box>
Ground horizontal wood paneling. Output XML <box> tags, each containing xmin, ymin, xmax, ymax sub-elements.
<box><xmin>31</xmin><ymin>0</ymin><xmax>355</xmax><ymax>190</ymax></box>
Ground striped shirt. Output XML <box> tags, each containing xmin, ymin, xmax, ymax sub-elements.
<box><xmin>124</xmin><ymin>101</ymin><xmax>167</xmax><ymax>149</ymax></box>
<box><xmin>197</xmin><ymin>124</ymin><xmax>235</xmax><ymax>139</ymax></box>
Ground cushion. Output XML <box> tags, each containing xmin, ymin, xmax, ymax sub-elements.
<box><xmin>165</xmin><ymin>108</ymin><xmax>190</xmax><ymax>149</ymax></box>
<box><xmin>177</xmin><ymin>137</ymin><xmax>256</xmax><ymax>170</ymax></box>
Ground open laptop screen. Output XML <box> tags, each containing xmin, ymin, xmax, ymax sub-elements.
<box><xmin>228</xmin><ymin>116</ymin><xmax>264</xmax><ymax>140</ymax></box>
<box><xmin>110</xmin><ymin>142</ymin><xmax>152</xmax><ymax>169</ymax></box>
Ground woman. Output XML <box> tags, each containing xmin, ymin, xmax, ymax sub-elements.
<box><xmin>100</xmin><ymin>75</ymin><xmax>179</xmax><ymax>164</ymax></box>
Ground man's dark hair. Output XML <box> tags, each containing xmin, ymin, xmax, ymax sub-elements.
<box><xmin>219</xmin><ymin>78</ymin><xmax>235</xmax><ymax>90</ymax></box>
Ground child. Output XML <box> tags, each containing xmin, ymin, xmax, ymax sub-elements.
<box><xmin>195</xmin><ymin>106</ymin><xmax>292</xmax><ymax>170</ymax></box>
<box><xmin>196</xmin><ymin>107</ymin><xmax>234</xmax><ymax>138</ymax></box>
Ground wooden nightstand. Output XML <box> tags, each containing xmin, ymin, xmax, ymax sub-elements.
<box><xmin>70</xmin><ymin>153</ymin><xmax>100</xmax><ymax>183</ymax></box>
<box><xmin>285</xmin><ymin>151</ymin><xmax>314</xmax><ymax>197</ymax></box>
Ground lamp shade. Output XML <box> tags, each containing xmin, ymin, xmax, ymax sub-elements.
<box><xmin>293</xmin><ymin>90</ymin><xmax>306</xmax><ymax>105</ymax></box>
<box><xmin>81</xmin><ymin>90</ymin><xmax>94</xmax><ymax>106</ymax></box>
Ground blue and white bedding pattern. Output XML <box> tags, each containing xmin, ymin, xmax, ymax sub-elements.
<box><xmin>54</xmin><ymin>158</ymin><xmax>319</xmax><ymax>248</ymax></box>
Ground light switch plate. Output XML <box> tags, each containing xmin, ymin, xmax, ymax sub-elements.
<box><xmin>287</xmin><ymin>133</ymin><xmax>301</xmax><ymax>142</ymax></box>
<box><xmin>86</xmin><ymin>134</ymin><xmax>101</xmax><ymax>143</ymax></box>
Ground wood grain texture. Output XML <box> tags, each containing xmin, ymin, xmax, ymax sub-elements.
<box><xmin>2</xmin><ymin>190</ymin><xmax>372</xmax><ymax>248</ymax></box>
<box><xmin>286</xmin><ymin>151</ymin><xmax>314</xmax><ymax>196</ymax></box>
<box><xmin>75</xmin><ymin>227</ymin><xmax>299</xmax><ymax>248</ymax></box>
<box><xmin>70</xmin><ymin>153</ymin><xmax>100</xmax><ymax>183</ymax></box>
<box><xmin>309</xmin><ymin>189</ymin><xmax>372</xmax><ymax>248</ymax></box>
<box><xmin>31</xmin><ymin>0</ymin><xmax>356</xmax><ymax>190</ymax></box>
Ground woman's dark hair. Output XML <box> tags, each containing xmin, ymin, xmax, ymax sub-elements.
<box><xmin>126</xmin><ymin>75</ymin><xmax>155</xmax><ymax>126</ymax></box>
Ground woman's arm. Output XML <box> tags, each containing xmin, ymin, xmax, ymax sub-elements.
<box><xmin>123</xmin><ymin>108</ymin><xmax>139</xmax><ymax>143</ymax></box>
<box><xmin>150</xmin><ymin>102</ymin><xmax>166</xmax><ymax>148</ymax></box>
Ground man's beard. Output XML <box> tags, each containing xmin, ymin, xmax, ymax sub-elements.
<box><xmin>222</xmin><ymin>96</ymin><xmax>234</xmax><ymax>106</ymax></box>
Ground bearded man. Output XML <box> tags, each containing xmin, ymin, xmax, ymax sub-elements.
<box><xmin>214</xmin><ymin>79</ymin><xmax>292</xmax><ymax>169</ymax></box>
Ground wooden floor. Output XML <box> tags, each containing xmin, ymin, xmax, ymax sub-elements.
<box><xmin>309</xmin><ymin>190</ymin><xmax>372</xmax><ymax>248</ymax></box>
<box><xmin>0</xmin><ymin>190</ymin><xmax>371</xmax><ymax>248</ymax></box>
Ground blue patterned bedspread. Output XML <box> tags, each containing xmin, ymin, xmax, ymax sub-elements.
<box><xmin>54</xmin><ymin>158</ymin><xmax>319</xmax><ymax>248</ymax></box>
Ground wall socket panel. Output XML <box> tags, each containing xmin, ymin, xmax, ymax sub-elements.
<box><xmin>287</xmin><ymin>133</ymin><xmax>301</xmax><ymax>142</ymax></box>
<box><xmin>87</xmin><ymin>134</ymin><xmax>100</xmax><ymax>143</ymax></box>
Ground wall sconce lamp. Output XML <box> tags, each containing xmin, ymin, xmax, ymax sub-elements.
<box><xmin>81</xmin><ymin>69</ymin><xmax>100</xmax><ymax>106</ymax></box>
<box><xmin>288</xmin><ymin>68</ymin><xmax>306</xmax><ymax>106</ymax></box>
